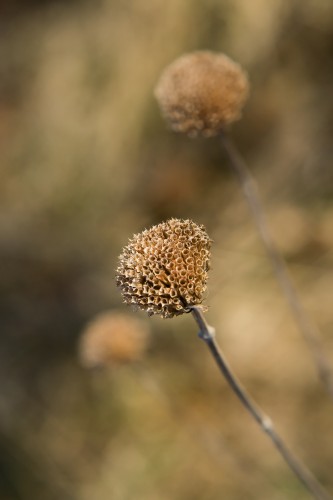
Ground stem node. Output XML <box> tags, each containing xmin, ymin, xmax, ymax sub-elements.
<box><xmin>191</xmin><ymin>307</ymin><xmax>332</xmax><ymax>500</ymax></box>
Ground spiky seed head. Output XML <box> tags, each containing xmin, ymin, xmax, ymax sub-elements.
<box><xmin>154</xmin><ymin>51</ymin><xmax>249</xmax><ymax>137</ymax></box>
<box><xmin>78</xmin><ymin>311</ymin><xmax>150</xmax><ymax>368</ymax></box>
<box><xmin>116</xmin><ymin>218</ymin><xmax>211</xmax><ymax>319</ymax></box>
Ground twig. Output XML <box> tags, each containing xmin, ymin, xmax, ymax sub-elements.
<box><xmin>190</xmin><ymin>305</ymin><xmax>332</xmax><ymax>500</ymax></box>
<box><xmin>220</xmin><ymin>132</ymin><xmax>333</xmax><ymax>401</ymax></box>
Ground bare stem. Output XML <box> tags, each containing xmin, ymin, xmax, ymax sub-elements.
<box><xmin>220</xmin><ymin>132</ymin><xmax>333</xmax><ymax>401</ymax></box>
<box><xmin>190</xmin><ymin>305</ymin><xmax>331</xmax><ymax>500</ymax></box>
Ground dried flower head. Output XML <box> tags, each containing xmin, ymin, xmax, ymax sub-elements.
<box><xmin>155</xmin><ymin>51</ymin><xmax>249</xmax><ymax>137</ymax></box>
<box><xmin>116</xmin><ymin>218</ymin><xmax>211</xmax><ymax>319</ymax></box>
<box><xmin>78</xmin><ymin>311</ymin><xmax>150</xmax><ymax>368</ymax></box>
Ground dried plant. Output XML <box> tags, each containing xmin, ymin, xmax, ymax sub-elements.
<box><xmin>116</xmin><ymin>218</ymin><xmax>211</xmax><ymax>318</ymax></box>
<box><xmin>155</xmin><ymin>51</ymin><xmax>249</xmax><ymax>137</ymax></box>
<box><xmin>78</xmin><ymin>311</ymin><xmax>150</xmax><ymax>368</ymax></box>
<box><xmin>154</xmin><ymin>50</ymin><xmax>333</xmax><ymax>402</ymax></box>
<box><xmin>116</xmin><ymin>219</ymin><xmax>331</xmax><ymax>500</ymax></box>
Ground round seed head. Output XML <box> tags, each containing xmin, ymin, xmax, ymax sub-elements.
<box><xmin>155</xmin><ymin>51</ymin><xmax>249</xmax><ymax>137</ymax></box>
<box><xmin>78</xmin><ymin>311</ymin><xmax>150</xmax><ymax>368</ymax></box>
<box><xmin>116</xmin><ymin>218</ymin><xmax>211</xmax><ymax>319</ymax></box>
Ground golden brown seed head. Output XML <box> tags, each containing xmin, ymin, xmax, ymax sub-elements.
<box><xmin>78</xmin><ymin>311</ymin><xmax>150</xmax><ymax>368</ymax></box>
<box><xmin>154</xmin><ymin>51</ymin><xmax>249</xmax><ymax>137</ymax></box>
<box><xmin>116</xmin><ymin>218</ymin><xmax>211</xmax><ymax>319</ymax></box>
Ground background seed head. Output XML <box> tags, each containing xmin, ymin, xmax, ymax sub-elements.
<box><xmin>155</xmin><ymin>50</ymin><xmax>249</xmax><ymax>137</ymax></box>
<box><xmin>78</xmin><ymin>311</ymin><xmax>150</xmax><ymax>368</ymax></box>
<box><xmin>116</xmin><ymin>218</ymin><xmax>211</xmax><ymax>319</ymax></box>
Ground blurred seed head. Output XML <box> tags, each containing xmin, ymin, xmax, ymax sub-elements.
<box><xmin>78</xmin><ymin>311</ymin><xmax>150</xmax><ymax>368</ymax></box>
<box><xmin>155</xmin><ymin>51</ymin><xmax>249</xmax><ymax>137</ymax></box>
<box><xmin>116</xmin><ymin>218</ymin><xmax>211</xmax><ymax>319</ymax></box>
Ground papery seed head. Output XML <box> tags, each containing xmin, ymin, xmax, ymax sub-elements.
<box><xmin>78</xmin><ymin>311</ymin><xmax>150</xmax><ymax>368</ymax></box>
<box><xmin>155</xmin><ymin>51</ymin><xmax>249</xmax><ymax>137</ymax></box>
<box><xmin>116</xmin><ymin>218</ymin><xmax>211</xmax><ymax>319</ymax></box>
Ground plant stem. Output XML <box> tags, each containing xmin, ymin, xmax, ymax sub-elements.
<box><xmin>190</xmin><ymin>305</ymin><xmax>331</xmax><ymax>500</ymax></box>
<box><xmin>220</xmin><ymin>132</ymin><xmax>333</xmax><ymax>401</ymax></box>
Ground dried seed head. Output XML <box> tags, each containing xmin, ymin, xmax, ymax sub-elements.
<box><xmin>116</xmin><ymin>218</ymin><xmax>211</xmax><ymax>319</ymax></box>
<box><xmin>78</xmin><ymin>311</ymin><xmax>150</xmax><ymax>368</ymax></box>
<box><xmin>155</xmin><ymin>51</ymin><xmax>249</xmax><ymax>137</ymax></box>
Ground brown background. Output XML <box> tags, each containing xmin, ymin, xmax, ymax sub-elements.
<box><xmin>1</xmin><ymin>0</ymin><xmax>333</xmax><ymax>498</ymax></box>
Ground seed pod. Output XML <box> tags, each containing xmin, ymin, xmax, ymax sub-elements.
<box><xmin>155</xmin><ymin>51</ymin><xmax>249</xmax><ymax>137</ymax></box>
<box><xmin>116</xmin><ymin>219</ymin><xmax>211</xmax><ymax>319</ymax></box>
<box><xmin>78</xmin><ymin>311</ymin><xmax>150</xmax><ymax>368</ymax></box>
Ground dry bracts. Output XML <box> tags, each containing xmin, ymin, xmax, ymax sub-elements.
<box><xmin>116</xmin><ymin>219</ymin><xmax>211</xmax><ymax>318</ymax></box>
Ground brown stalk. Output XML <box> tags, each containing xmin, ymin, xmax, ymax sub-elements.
<box><xmin>220</xmin><ymin>132</ymin><xmax>333</xmax><ymax>401</ymax></box>
<box><xmin>190</xmin><ymin>305</ymin><xmax>332</xmax><ymax>500</ymax></box>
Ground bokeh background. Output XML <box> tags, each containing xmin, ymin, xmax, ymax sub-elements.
<box><xmin>1</xmin><ymin>0</ymin><xmax>333</xmax><ymax>498</ymax></box>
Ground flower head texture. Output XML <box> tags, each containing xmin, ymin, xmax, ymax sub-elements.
<box><xmin>155</xmin><ymin>51</ymin><xmax>249</xmax><ymax>137</ymax></box>
<box><xmin>116</xmin><ymin>219</ymin><xmax>211</xmax><ymax>319</ymax></box>
<box><xmin>78</xmin><ymin>311</ymin><xmax>150</xmax><ymax>368</ymax></box>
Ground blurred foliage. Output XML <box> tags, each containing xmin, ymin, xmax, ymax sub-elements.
<box><xmin>0</xmin><ymin>0</ymin><xmax>333</xmax><ymax>498</ymax></box>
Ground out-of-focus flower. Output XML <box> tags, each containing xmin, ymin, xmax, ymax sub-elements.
<box><xmin>155</xmin><ymin>51</ymin><xmax>249</xmax><ymax>137</ymax></box>
<box><xmin>78</xmin><ymin>311</ymin><xmax>150</xmax><ymax>368</ymax></box>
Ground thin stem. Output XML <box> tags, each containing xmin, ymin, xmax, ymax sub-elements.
<box><xmin>190</xmin><ymin>306</ymin><xmax>331</xmax><ymax>500</ymax></box>
<box><xmin>220</xmin><ymin>132</ymin><xmax>333</xmax><ymax>401</ymax></box>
